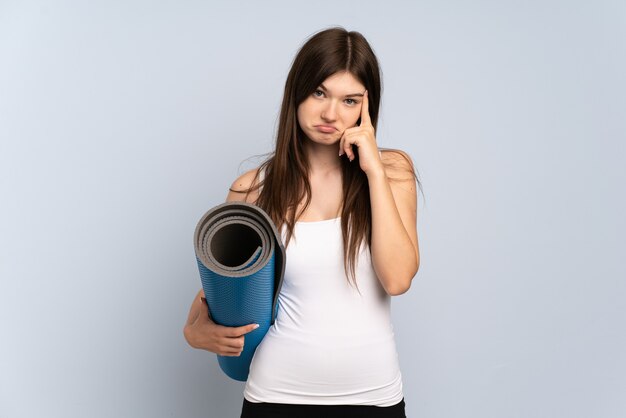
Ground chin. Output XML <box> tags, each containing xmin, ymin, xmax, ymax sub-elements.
<box><xmin>303</xmin><ymin>132</ymin><xmax>331</xmax><ymax>144</ymax></box>
<box><xmin>313</xmin><ymin>136</ymin><xmax>339</xmax><ymax>145</ymax></box>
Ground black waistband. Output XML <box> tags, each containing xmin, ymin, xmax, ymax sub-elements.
<box><xmin>240</xmin><ymin>397</ymin><xmax>406</xmax><ymax>418</ymax></box>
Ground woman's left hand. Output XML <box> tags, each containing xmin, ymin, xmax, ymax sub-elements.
<box><xmin>338</xmin><ymin>90</ymin><xmax>384</xmax><ymax>176</ymax></box>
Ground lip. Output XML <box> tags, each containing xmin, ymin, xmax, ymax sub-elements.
<box><xmin>315</xmin><ymin>125</ymin><xmax>337</xmax><ymax>133</ymax></box>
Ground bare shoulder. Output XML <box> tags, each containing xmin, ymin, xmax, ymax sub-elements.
<box><xmin>226</xmin><ymin>167</ymin><xmax>262</xmax><ymax>204</ymax></box>
<box><xmin>380</xmin><ymin>149</ymin><xmax>416</xmax><ymax>182</ymax></box>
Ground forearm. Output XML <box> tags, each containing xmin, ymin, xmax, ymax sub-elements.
<box><xmin>367</xmin><ymin>168</ymin><xmax>418</xmax><ymax>295</ymax></box>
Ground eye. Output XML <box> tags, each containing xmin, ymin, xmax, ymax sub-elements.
<box><xmin>345</xmin><ymin>98</ymin><xmax>358</xmax><ymax>106</ymax></box>
<box><xmin>313</xmin><ymin>90</ymin><xmax>324</xmax><ymax>97</ymax></box>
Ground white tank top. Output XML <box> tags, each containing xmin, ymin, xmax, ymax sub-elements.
<box><xmin>243</xmin><ymin>165</ymin><xmax>404</xmax><ymax>406</ymax></box>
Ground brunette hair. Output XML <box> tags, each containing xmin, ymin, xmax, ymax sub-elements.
<box><xmin>236</xmin><ymin>26</ymin><xmax>420</xmax><ymax>288</ymax></box>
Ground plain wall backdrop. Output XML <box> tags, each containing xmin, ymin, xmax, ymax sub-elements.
<box><xmin>1</xmin><ymin>0</ymin><xmax>625</xmax><ymax>417</ymax></box>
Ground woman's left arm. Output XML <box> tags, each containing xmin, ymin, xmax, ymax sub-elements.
<box><xmin>339</xmin><ymin>91</ymin><xmax>420</xmax><ymax>296</ymax></box>
<box><xmin>367</xmin><ymin>151</ymin><xmax>420</xmax><ymax>295</ymax></box>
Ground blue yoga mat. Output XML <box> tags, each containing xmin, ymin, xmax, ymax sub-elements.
<box><xmin>193</xmin><ymin>201</ymin><xmax>285</xmax><ymax>381</ymax></box>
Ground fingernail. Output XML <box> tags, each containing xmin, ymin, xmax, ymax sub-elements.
<box><xmin>253</xmin><ymin>324</ymin><xmax>260</xmax><ymax>329</ymax></box>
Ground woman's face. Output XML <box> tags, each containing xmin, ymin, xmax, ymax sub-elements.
<box><xmin>297</xmin><ymin>71</ymin><xmax>366</xmax><ymax>145</ymax></box>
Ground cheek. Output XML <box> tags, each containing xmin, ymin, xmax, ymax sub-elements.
<box><xmin>297</xmin><ymin>101</ymin><xmax>313</xmax><ymax>125</ymax></box>
<box><xmin>345</xmin><ymin>108</ymin><xmax>361</xmax><ymax>126</ymax></box>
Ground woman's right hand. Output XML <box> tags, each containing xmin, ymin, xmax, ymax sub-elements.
<box><xmin>183</xmin><ymin>289</ymin><xmax>260</xmax><ymax>356</ymax></box>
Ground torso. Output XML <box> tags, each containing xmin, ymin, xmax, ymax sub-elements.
<box><xmin>243</xmin><ymin>158</ymin><xmax>404</xmax><ymax>406</ymax></box>
<box><xmin>242</xmin><ymin>216</ymin><xmax>404</xmax><ymax>406</ymax></box>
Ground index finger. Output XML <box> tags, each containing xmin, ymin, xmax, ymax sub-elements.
<box><xmin>359</xmin><ymin>89</ymin><xmax>371</xmax><ymax>126</ymax></box>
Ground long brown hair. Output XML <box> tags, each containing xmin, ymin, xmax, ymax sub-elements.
<box><xmin>237</xmin><ymin>27</ymin><xmax>420</xmax><ymax>288</ymax></box>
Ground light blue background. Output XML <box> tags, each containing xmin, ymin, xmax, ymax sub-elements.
<box><xmin>1</xmin><ymin>1</ymin><xmax>624</xmax><ymax>417</ymax></box>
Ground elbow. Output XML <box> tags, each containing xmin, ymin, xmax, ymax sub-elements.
<box><xmin>376</xmin><ymin>255</ymin><xmax>419</xmax><ymax>296</ymax></box>
<box><xmin>183</xmin><ymin>324</ymin><xmax>197</xmax><ymax>349</ymax></box>
<box><xmin>386</xmin><ymin>283</ymin><xmax>410</xmax><ymax>296</ymax></box>
<box><xmin>386</xmin><ymin>262</ymin><xmax>419</xmax><ymax>296</ymax></box>
<box><xmin>385</xmin><ymin>273</ymin><xmax>415</xmax><ymax>296</ymax></box>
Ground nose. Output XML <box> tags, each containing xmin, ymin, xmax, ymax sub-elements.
<box><xmin>321</xmin><ymin>100</ymin><xmax>338</xmax><ymax>122</ymax></box>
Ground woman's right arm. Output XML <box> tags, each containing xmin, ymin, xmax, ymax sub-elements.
<box><xmin>182</xmin><ymin>168</ymin><xmax>261</xmax><ymax>355</ymax></box>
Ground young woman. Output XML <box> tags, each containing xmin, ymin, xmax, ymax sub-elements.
<box><xmin>184</xmin><ymin>27</ymin><xmax>421</xmax><ymax>418</ymax></box>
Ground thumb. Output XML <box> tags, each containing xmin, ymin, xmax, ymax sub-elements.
<box><xmin>231</xmin><ymin>323</ymin><xmax>261</xmax><ymax>337</ymax></box>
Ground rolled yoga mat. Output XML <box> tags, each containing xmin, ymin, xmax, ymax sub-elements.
<box><xmin>193</xmin><ymin>201</ymin><xmax>286</xmax><ymax>381</ymax></box>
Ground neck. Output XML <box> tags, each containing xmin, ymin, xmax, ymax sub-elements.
<box><xmin>303</xmin><ymin>139</ymin><xmax>342</xmax><ymax>174</ymax></box>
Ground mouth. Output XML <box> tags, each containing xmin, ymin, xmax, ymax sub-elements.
<box><xmin>314</xmin><ymin>125</ymin><xmax>337</xmax><ymax>133</ymax></box>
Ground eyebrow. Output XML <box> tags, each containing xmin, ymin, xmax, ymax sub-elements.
<box><xmin>319</xmin><ymin>83</ymin><xmax>364</xmax><ymax>98</ymax></box>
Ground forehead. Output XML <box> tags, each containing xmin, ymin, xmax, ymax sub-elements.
<box><xmin>319</xmin><ymin>71</ymin><xmax>365</xmax><ymax>94</ymax></box>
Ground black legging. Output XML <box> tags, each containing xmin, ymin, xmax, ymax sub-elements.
<box><xmin>240</xmin><ymin>397</ymin><xmax>406</xmax><ymax>418</ymax></box>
